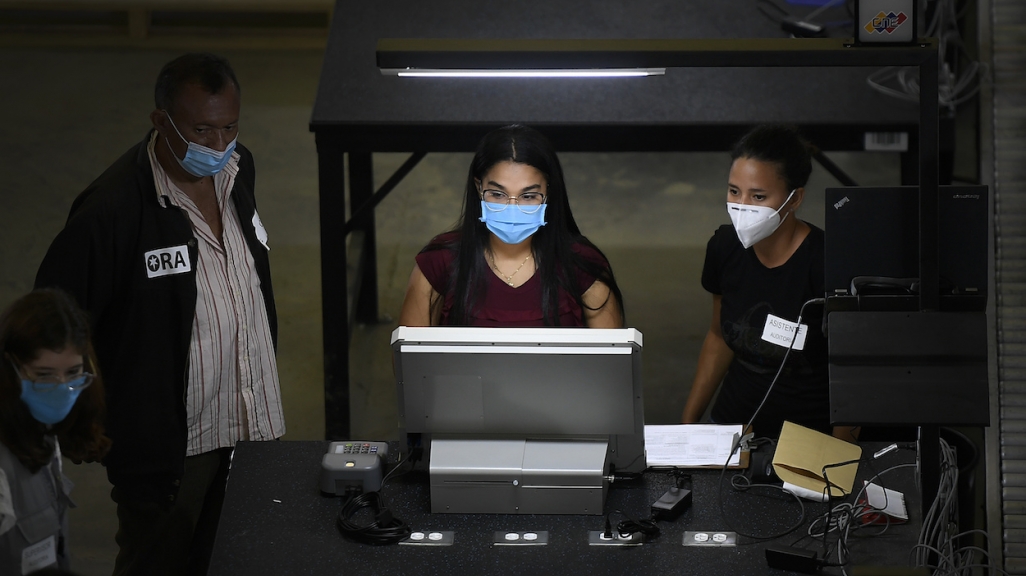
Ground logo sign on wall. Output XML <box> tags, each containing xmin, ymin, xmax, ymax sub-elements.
<box><xmin>865</xmin><ymin>11</ymin><xmax>908</xmax><ymax>35</ymax></box>
<box><xmin>854</xmin><ymin>0</ymin><xmax>917</xmax><ymax>44</ymax></box>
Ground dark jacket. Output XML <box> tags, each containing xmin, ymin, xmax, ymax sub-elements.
<box><xmin>35</xmin><ymin>132</ymin><xmax>277</xmax><ymax>505</ymax></box>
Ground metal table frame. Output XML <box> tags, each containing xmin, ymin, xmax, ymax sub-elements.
<box><xmin>313</xmin><ymin>37</ymin><xmax>942</xmax><ymax>442</ymax></box>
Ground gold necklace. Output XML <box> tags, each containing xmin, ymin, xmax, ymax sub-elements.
<box><xmin>487</xmin><ymin>251</ymin><xmax>532</xmax><ymax>286</ymax></box>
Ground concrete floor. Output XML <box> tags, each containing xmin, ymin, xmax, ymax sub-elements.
<box><xmin>0</xmin><ymin>48</ymin><xmax>902</xmax><ymax>575</ymax></box>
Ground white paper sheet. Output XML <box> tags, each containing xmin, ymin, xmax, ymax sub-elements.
<box><xmin>864</xmin><ymin>481</ymin><xmax>908</xmax><ymax>520</ymax></box>
<box><xmin>644</xmin><ymin>424</ymin><xmax>743</xmax><ymax>467</ymax></box>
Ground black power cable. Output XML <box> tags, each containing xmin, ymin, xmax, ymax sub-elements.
<box><xmin>335</xmin><ymin>449</ymin><xmax>419</xmax><ymax>545</ymax></box>
<box><xmin>604</xmin><ymin>509</ymin><xmax>661</xmax><ymax>540</ymax></box>
<box><xmin>336</xmin><ymin>490</ymin><xmax>412</xmax><ymax>545</ymax></box>
<box><xmin>715</xmin><ymin>297</ymin><xmax>826</xmax><ymax>541</ymax></box>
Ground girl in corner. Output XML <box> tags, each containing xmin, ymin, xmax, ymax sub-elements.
<box><xmin>0</xmin><ymin>289</ymin><xmax>111</xmax><ymax>574</ymax></box>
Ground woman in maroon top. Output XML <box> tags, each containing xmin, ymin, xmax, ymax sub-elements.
<box><xmin>399</xmin><ymin>124</ymin><xmax>624</xmax><ymax>328</ymax></box>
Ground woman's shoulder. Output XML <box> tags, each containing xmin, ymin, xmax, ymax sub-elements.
<box><xmin>706</xmin><ymin>224</ymin><xmax>742</xmax><ymax>255</ymax></box>
<box><xmin>800</xmin><ymin>221</ymin><xmax>825</xmax><ymax>256</ymax></box>
<box><xmin>415</xmin><ymin>232</ymin><xmax>461</xmax><ymax>292</ymax></box>
<box><xmin>804</xmin><ymin>222</ymin><xmax>824</xmax><ymax>243</ymax></box>
<box><xmin>417</xmin><ymin>232</ymin><xmax>459</xmax><ymax>260</ymax></box>
<box><xmin>570</xmin><ymin>238</ymin><xmax>610</xmax><ymax>266</ymax></box>
<box><xmin>424</xmin><ymin>231</ymin><xmax>461</xmax><ymax>250</ymax></box>
<box><xmin>710</xmin><ymin>223</ymin><xmax>737</xmax><ymax>242</ymax></box>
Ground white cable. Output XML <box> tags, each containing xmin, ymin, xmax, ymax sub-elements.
<box><xmin>803</xmin><ymin>461</ymin><xmax>918</xmax><ymax>570</ymax></box>
<box><xmin>864</xmin><ymin>0</ymin><xmax>984</xmax><ymax>110</ymax></box>
<box><xmin>742</xmin><ymin>297</ymin><xmax>824</xmax><ymax>435</ymax></box>
<box><xmin>910</xmin><ymin>436</ymin><xmax>999</xmax><ymax>575</ymax></box>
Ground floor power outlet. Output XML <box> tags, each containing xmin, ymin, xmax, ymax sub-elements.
<box><xmin>588</xmin><ymin>530</ymin><xmax>645</xmax><ymax>546</ymax></box>
<box><xmin>682</xmin><ymin>531</ymin><xmax>737</xmax><ymax>547</ymax></box>
<box><xmin>398</xmin><ymin>530</ymin><xmax>455</xmax><ymax>546</ymax></box>
<box><xmin>493</xmin><ymin>531</ymin><xmax>549</xmax><ymax>545</ymax></box>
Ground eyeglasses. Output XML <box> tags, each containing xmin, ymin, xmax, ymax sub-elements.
<box><xmin>480</xmin><ymin>189</ymin><xmax>547</xmax><ymax>214</ymax></box>
<box><xmin>11</xmin><ymin>361</ymin><xmax>94</xmax><ymax>393</ymax></box>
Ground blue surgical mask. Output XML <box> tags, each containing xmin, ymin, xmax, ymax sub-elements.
<box><xmin>479</xmin><ymin>203</ymin><xmax>547</xmax><ymax>245</ymax></box>
<box><xmin>20</xmin><ymin>377</ymin><xmax>86</xmax><ymax>425</ymax></box>
<box><xmin>164</xmin><ymin>112</ymin><xmax>237</xmax><ymax>177</ymax></box>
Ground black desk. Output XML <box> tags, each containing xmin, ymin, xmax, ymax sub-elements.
<box><xmin>309</xmin><ymin>0</ymin><xmax>924</xmax><ymax>439</ymax></box>
<box><xmin>209</xmin><ymin>441</ymin><xmax>922</xmax><ymax>575</ymax></box>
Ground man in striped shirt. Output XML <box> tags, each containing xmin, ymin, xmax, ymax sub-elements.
<box><xmin>36</xmin><ymin>53</ymin><xmax>284</xmax><ymax>576</ymax></box>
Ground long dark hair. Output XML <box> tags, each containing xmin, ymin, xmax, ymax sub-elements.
<box><xmin>422</xmin><ymin>124</ymin><xmax>624</xmax><ymax>326</ymax></box>
<box><xmin>0</xmin><ymin>289</ymin><xmax>111</xmax><ymax>473</ymax></box>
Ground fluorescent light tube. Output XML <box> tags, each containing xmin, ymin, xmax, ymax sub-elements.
<box><xmin>381</xmin><ymin>68</ymin><xmax>665</xmax><ymax>78</ymax></box>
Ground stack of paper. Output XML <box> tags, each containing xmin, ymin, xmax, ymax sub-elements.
<box><xmin>861</xmin><ymin>481</ymin><xmax>908</xmax><ymax>524</ymax></box>
<box><xmin>644</xmin><ymin>424</ymin><xmax>744</xmax><ymax>467</ymax></box>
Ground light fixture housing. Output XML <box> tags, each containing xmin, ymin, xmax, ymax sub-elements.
<box><xmin>376</xmin><ymin>37</ymin><xmax>935</xmax><ymax>71</ymax></box>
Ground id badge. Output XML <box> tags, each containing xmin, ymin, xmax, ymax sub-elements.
<box><xmin>761</xmin><ymin>313</ymin><xmax>808</xmax><ymax>351</ymax></box>
<box><xmin>22</xmin><ymin>534</ymin><xmax>57</xmax><ymax>574</ymax></box>
<box><xmin>143</xmin><ymin>244</ymin><xmax>192</xmax><ymax>279</ymax></box>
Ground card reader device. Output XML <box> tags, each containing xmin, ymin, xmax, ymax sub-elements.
<box><xmin>320</xmin><ymin>441</ymin><xmax>389</xmax><ymax>495</ymax></box>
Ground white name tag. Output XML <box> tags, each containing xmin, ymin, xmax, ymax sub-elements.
<box><xmin>252</xmin><ymin>211</ymin><xmax>270</xmax><ymax>251</ymax></box>
<box><xmin>22</xmin><ymin>534</ymin><xmax>57</xmax><ymax>574</ymax></box>
<box><xmin>144</xmin><ymin>245</ymin><xmax>192</xmax><ymax>279</ymax></box>
<box><xmin>761</xmin><ymin>313</ymin><xmax>808</xmax><ymax>351</ymax></box>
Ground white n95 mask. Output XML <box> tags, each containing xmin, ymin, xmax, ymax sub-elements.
<box><xmin>726</xmin><ymin>190</ymin><xmax>795</xmax><ymax>249</ymax></box>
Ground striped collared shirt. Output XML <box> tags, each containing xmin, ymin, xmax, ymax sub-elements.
<box><xmin>147</xmin><ymin>132</ymin><xmax>285</xmax><ymax>456</ymax></box>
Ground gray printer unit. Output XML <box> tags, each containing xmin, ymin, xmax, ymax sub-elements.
<box><xmin>429</xmin><ymin>437</ymin><xmax>609</xmax><ymax>515</ymax></box>
<box><xmin>391</xmin><ymin>326</ymin><xmax>645</xmax><ymax>516</ymax></box>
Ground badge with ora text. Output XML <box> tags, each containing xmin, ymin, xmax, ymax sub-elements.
<box><xmin>144</xmin><ymin>245</ymin><xmax>192</xmax><ymax>279</ymax></box>
<box><xmin>761</xmin><ymin>313</ymin><xmax>808</xmax><ymax>351</ymax></box>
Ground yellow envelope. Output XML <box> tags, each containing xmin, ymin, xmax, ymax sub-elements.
<box><xmin>772</xmin><ymin>421</ymin><xmax>862</xmax><ymax>498</ymax></box>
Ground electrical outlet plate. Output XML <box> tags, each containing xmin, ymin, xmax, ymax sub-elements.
<box><xmin>399</xmin><ymin>530</ymin><xmax>455</xmax><ymax>546</ymax></box>
<box><xmin>493</xmin><ymin>531</ymin><xmax>549</xmax><ymax>546</ymax></box>
<box><xmin>682</xmin><ymin>531</ymin><xmax>737</xmax><ymax>547</ymax></box>
<box><xmin>588</xmin><ymin>530</ymin><xmax>644</xmax><ymax>546</ymax></box>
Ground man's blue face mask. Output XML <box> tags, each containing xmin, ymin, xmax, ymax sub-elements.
<box><xmin>164</xmin><ymin>111</ymin><xmax>237</xmax><ymax>177</ymax></box>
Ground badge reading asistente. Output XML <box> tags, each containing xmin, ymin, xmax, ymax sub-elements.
<box><xmin>760</xmin><ymin>313</ymin><xmax>808</xmax><ymax>351</ymax></box>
